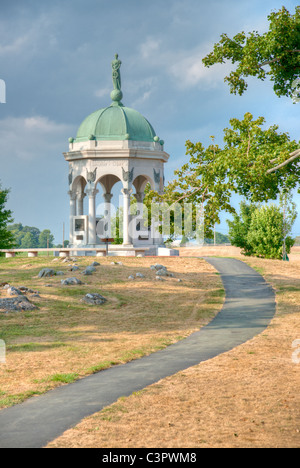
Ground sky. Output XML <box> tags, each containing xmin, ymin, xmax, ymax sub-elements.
<box><xmin>0</xmin><ymin>0</ymin><xmax>299</xmax><ymax>243</ymax></box>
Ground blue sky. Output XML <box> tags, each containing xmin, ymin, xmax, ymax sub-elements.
<box><xmin>0</xmin><ymin>0</ymin><xmax>299</xmax><ymax>243</ymax></box>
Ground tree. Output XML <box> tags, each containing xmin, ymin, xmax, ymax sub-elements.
<box><xmin>0</xmin><ymin>186</ymin><xmax>15</xmax><ymax>249</ymax></box>
<box><xmin>205</xmin><ymin>232</ymin><xmax>230</xmax><ymax>245</ymax></box>
<box><xmin>21</xmin><ymin>232</ymin><xmax>37</xmax><ymax>249</ymax></box>
<box><xmin>228</xmin><ymin>199</ymin><xmax>296</xmax><ymax>259</ymax></box>
<box><xmin>279</xmin><ymin>189</ymin><xmax>297</xmax><ymax>259</ymax></box>
<box><xmin>247</xmin><ymin>203</ymin><xmax>295</xmax><ymax>259</ymax></box>
<box><xmin>38</xmin><ymin>229</ymin><xmax>54</xmax><ymax>248</ymax></box>
<box><xmin>152</xmin><ymin>113</ymin><xmax>299</xmax><ymax>239</ymax></box>
<box><xmin>227</xmin><ymin>202</ymin><xmax>258</xmax><ymax>256</ymax></box>
<box><xmin>202</xmin><ymin>7</ymin><xmax>300</xmax><ymax>172</ymax></box>
<box><xmin>202</xmin><ymin>6</ymin><xmax>300</xmax><ymax>99</ymax></box>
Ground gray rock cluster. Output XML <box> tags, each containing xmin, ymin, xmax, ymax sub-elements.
<box><xmin>38</xmin><ymin>268</ymin><xmax>56</xmax><ymax>278</ymax></box>
<box><xmin>61</xmin><ymin>277</ymin><xmax>83</xmax><ymax>286</ymax></box>
<box><xmin>81</xmin><ymin>262</ymin><xmax>101</xmax><ymax>275</ymax></box>
<box><xmin>82</xmin><ymin>265</ymin><xmax>96</xmax><ymax>275</ymax></box>
<box><xmin>0</xmin><ymin>284</ymin><xmax>38</xmax><ymax>313</ymax></box>
<box><xmin>150</xmin><ymin>264</ymin><xmax>175</xmax><ymax>280</ymax></box>
<box><xmin>0</xmin><ymin>296</ymin><xmax>37</xmax><ymax>312</ymax></box>
<box><xmin>81</xmin><ymin>293</ymin><xmax>107</xmax><ymax>305</ymax></box>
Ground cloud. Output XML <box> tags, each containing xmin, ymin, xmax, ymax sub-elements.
<box><xmin>138</xmin><ymin>37</ymin><xmax>233</xmax><ymax>90</ymax></box>
<box><xmin>95</xmin><ymin>87</ymin><xmax>111</xmax><ymax>99</ymax></box>
<box><xmin>140</xmin><ymin>38</ymin><xmax>162</xmax><ymax>59</ymax></box>
<box><xmin>0</xmin><ymin>116</ymin><xmax>72</xmax><ymax>162</ymax></box>
<box><xmin>169</xmin><ymin>50</ymin><xmax>233</xmax><ymax>89</ymax></box>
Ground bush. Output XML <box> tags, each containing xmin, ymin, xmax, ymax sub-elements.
<box><xmin>247</xmin><ymin>204</ymin><xmax>294</xmax><ymax>259</ymax></box>
<box><xmin>228</xmin><ymin>199</ymin><xmax>296</xmax><ymax>260</ymax></box>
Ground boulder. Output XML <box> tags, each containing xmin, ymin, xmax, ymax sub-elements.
<box><xmin>156</xmin><ymin>268</ymin><xmax>168</xmax><ymax>276</ymax></box>
<box><xmin>81</xmin><ymin>293</ymin><xmax>107</xmax><ymax>305</ymax></box>
<box><xmin>82</xmin><ymin>266</ymin><xmax>96</xmax><ymax>275</ymax></box>
<box><xmin>156</xmin><ymin>276</ymin><xmax>165</xmax><ymax>281</ymax></box>
<box><xmin>61</xmin><ymin>277</ymin><xmax>83</xmax><ymax>286</ymax></box>
<box><xmin>90</xmin><ymin>261</ymin><xmax>100</xmax><ymax>267</ymax></box>
<box><xmin>7</xmin><ymin>286</ymin><xmax>23</xmax><ymax>296</ymax></box>
<box><xmin>38</xmin><ymin>268</ymin><xmax>56</xmax><ymax>278</ymax></box>
<box><xmin>136</xmin><ymin>272</ymin><xmax>145</xmax><ymax>278</ymax></box>
<box><xmin>0</xmin><ymin>296</ymin><xmax>37</xmax><ymax>312</ymax></box>
<box><xmin>154</xmin><ymin>264</ymin><xmax>167</xmax><ymax>271</ymax></box>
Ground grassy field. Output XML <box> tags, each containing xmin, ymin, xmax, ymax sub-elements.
<box><xmin>0</xmin><ymin>255</ymin><xmax>224</xmax><ymax>408</ymax></box>
<box><xmin>46</xmin><ymin>255</ymin><xmax>300</xmax><ymax>449</ymax></box>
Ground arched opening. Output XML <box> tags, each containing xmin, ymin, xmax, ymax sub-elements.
<box><xmin>95</xmin><ymin>174</ymin><xmax>123</xmax><ymax>243</ymax></box>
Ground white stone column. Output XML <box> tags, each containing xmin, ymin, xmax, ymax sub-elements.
<box><xmin>121</xmin><ymin>188</ymin><xmax>133</xmax><ymax>246</ymax></box>
<box><xmin>68</xmin><ymin>190</ymin><xmax>77</xmax><ymax>246</ymax></box>
<box><xmin>103</xmin><ymin>193</ymin><xmax>113</xmax><ymax>238</ymax></box>
<box><xmin>76</xmin><ymin>192</ymin><xmax>86</xmax><ymax>216</ymax></box>
<box><xmin>86</xmin><ymin>188</ymin><xmax>98</xmax><ymax>246</ymax></box>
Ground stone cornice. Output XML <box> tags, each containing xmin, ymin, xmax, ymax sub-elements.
<box><xmin>63</xmin><ymin>147</ymin><xmax>170</xmax><ymax>163</ymax></box>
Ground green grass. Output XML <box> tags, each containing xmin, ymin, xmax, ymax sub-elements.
<box><xmin>7</xmin><ymin>342</ymin><xmax>67</xmax><ymax>353</ymax></box>
<box><xmin>0</xmin><ymin>390</ymin><xmax>44</xmax><ymax>407</ymax></box>
<box><xmin>48</xmin><ymin>373</ymin><xmax>79</xmax><ymax>384</ymax></box>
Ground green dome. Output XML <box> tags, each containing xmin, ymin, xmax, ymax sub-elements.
<box><xmin>75</xmin><ymin>103</ymin><xmax>158</xmax><ymax>143</ymax></box>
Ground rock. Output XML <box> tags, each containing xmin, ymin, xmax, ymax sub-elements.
<box><xmin>61</xmin><ymin>277</ymin><xmax>83</xmax><ymax>286</ymax></box>
<box><xmin>156</xmin><ymin>268</ymin><xmax>168</xmax><ymax>276</ymax></box>
<box><xmin>128</xmin><ymin>275</ymin><xmax>135</xmax><ymax>280</ymax></box>
<box><xmin>136</xmin><ymin>272</ymin><xmax>145</xmax><ymax>278</ymax></box>
<box><xmin>7</xmin><ymin>286</ymin><xmax>23</xmax><ymax>296</ymax></box>
<box><xmin>82</xmin><ymin>266</ymin><xmax>96</xmax><ymax>275</ymax></box>
<box><xmin>154</xmin><ymin>264</ymin><xmax>167</xmax><ymax>271</ymax></box>
<box><xmin>0</xmin><ymin>296</ymin><xmax>37</xmax><ymax>312</ymax></box>
<box><xmin>70</xmin><ymin>265</ymin><xmax>79</xmax><ymax>272</ymax></box>
<box><xmin>81</xmin><ymin>293</ymin><xmax>107</xmax><ymax>305</ymax></box>
<box><xmin>56</xmin><ymin>271</ymin><xmax>65</xmax><ymax>276</ymax></box>
<box><xmin>38</xmin><ymin>268</ymin><xmax>56</xmax><ymax>278</ymax></box>
<box><xmin>156</xmin><ymin>276</ymin><xmax>165</xmax><ymax>281</ymax></box>
<box><xmin>90</xmin><ymin>261</ymin><xmax>100</xmax><ymax>267</ymax></box>
<box><xmin>62</xmin><ymin>258</ymin><xmax>70</xmax><ymax>263</ymax></box>
<box><xmin>2</xmin><ymin>284</ymin><xmax>10</xmax><ymax>290</ymax></box>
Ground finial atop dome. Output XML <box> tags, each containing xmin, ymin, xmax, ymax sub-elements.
<box><xmin>111</xmin><ymin>53</ymin><xmax>123</xmax><ymax>105</ymax></box>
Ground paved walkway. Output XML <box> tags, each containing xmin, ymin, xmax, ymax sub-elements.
<box><xmin>0</xmin><ymin>258</ymin><xmax>276</xmax><ymax>448</ymax></box>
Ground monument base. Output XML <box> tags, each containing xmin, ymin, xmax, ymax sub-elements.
<box><xmin>67</xmin><ymin>245</ymin><xmax>179</xmax><ymax>257</ymax></box>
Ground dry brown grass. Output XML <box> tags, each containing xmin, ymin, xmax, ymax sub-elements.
<box><xmin>47</xmin><ymin>254</ymin><xmax>300</xmax><ymax>449</ymax></box>
<box><xmin>0</xmin><ymin>256</ymin><xmax>223</xmax><ymax>408</ymax></box>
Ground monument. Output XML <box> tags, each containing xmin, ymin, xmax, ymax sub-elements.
<box><xmin>64</xmin><ymin>55</ymin><xmax>177</xmax><ymax>256</ymax></box>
